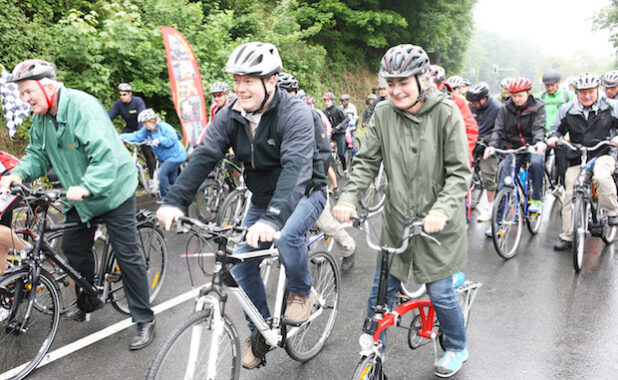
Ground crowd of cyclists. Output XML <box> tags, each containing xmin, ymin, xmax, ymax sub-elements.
<box><xmin>1</xmin><ymin>38</ymin><xmax>618</xmax><ymax>379</ymax></box>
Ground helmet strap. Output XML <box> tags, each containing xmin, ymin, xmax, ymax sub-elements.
<box><xmin>408</xmin><ymin>75</ymin><xmax>426</xmax><ymax>110</ymax></box>
<box><xmin>252</xmin><ymin>77</ymin><xmax>271</xmax><ymax>114</ymax></box>
<box><xmin>35</xmin><ymin>80</ymin><xmax>57</xmax><ymax>113</ymax></box>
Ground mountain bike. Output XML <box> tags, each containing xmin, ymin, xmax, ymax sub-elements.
<box><xmin>216</xmin><ymin>185</ymin><xmax>251</xmax><ymax>228</ymax></box>
<box><xmin>147</xmin><ymin>216</ymin><xmax>340</xmax><ymax>380</ymax></box>
<box><xmin>0</xmin><ymin>185</ymin><xmax>167</xmax><ymax>380</ymax></box>
<box><xmin>559</xmin><ymin>140</ymin><xmax>617</xmax><ymax>272</ymax></box>
<box><xmin>348</xmin><ymin>209</ymin><xmax>481</xmax><ymax>380</ymax></box>
<box><xmin>123</xmin><ymin>140</ymin><xmax>160</xmax><ymax>197</ymax></box>
<box><xmin>490</xmin><ymin>146</ymin><xmax>546</xmax><ymax>259</ymax></box>
<box><xmin>191</xmin><ymin>154</ymin><xmax>243</xmax><ymax>223</ymax></box>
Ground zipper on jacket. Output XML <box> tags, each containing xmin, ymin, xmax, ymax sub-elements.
<box><xmin>242</xmin><ymin>123</ymin><xmax>256</xmax><ymax>169</ymax></box>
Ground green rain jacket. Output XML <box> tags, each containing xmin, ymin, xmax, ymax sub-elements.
<box><xmin>12</xmin><ymin>87</ymin><xmax>138</xmax><ymax>222</ymax></box>
<box><xmin>537</xmin><ymin>89</ymin><xmax>574</xmax><ymax>131</ymax></box>
<box><xmin>338</xmin><ymin>88</ymin><xmax>471</xmax><ymax>283</ymax></box>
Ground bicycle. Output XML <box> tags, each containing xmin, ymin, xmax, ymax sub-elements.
<box><xmin>558</xmin><ymin>140</ymin><xmax>618</xmax><ymax>272</ymax></box>
<box><xmin>216</xmin><ymin>185</ymin><xmax>252</xmax><ymax>228</ymax></box>
<box><xmin>124</xmin><ymin>140</ymin><xmax>160</xmax><ymax>197</ymax></box>
<box><xmin>359</xmin><ymin>163</ymin><xmax>387</xmax><ymax>214</ymax></box>
<box><xmin>146</xmin><ymin>216</ymin><xmax>340</xmax><ymax>380</ymax></box>
<box><xmin>348</xmin><ymin>209</ymin><xmax>481</xmax><ymax>380</ymax></box>
<box><xmin>191</xmin><ymin>154</ymin><xmax>243</xmax><ymax>223</ymax></box>
<box><xmin>0</xmin><ymin>185</ymin><xmax>168</xmax><ymax>380</ymax></box>
<box><xmin>490</xmin><ymin>146</ymin><xmax>546</xmax><ymax>259</ymax></box>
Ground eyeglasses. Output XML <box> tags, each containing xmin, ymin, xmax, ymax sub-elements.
<box><xmin>119</xmin><ymin>92</ymin><xmax>130</xmax><ymax>96</ymax></box>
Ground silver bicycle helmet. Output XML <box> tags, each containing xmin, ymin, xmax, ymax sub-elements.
<box><xmin>209</xmin><ymin>81</ymin><xmax>230</xmax><ymax>94</ymax></box>
<box><xmin>574</xmin><ymin>72</ymin><xmax>601</xmax><ymax>90</ymax></box>
<box><xmin>223</xmin><ymin>42</ymin><xmax>282</xmax><ymax>77</ymax></box>
<box><xmin>379</xmin><ymin>44</ymin><xmax>430</xmax><ymax>78</ymax></box>
<box><xmin>340</xmin><ymin>94</ymin><xmax>350</xmax><ymax>100</ymax></box>
<box><xmin>445</xmin><ymin>75</ymin><xmax>465</xmax><ymax>89</ymax></box>
<box><xmin>118</xmin><ymin>83</ymin><xmax>132</xmax><ymax>92</ymax></box>
<box><xmin>601</xmin><ymin>70</ymin><xmax>618</xmax><ymax>88</ymax></box>
<box><xmin>542</xmin><ymin>70</ymin><xmax>561</xmax><ymax>85</ymax></box>
<box><xmin>500</xmin><ymin>77</ymin><xmax>513</xmax><ymax>89</ymax></box>
<box><xmin>429</xmin><ymin>65</ymin><xmax>446</xmax><ymax>83</ymax></box>
<box><xmin>138</xmin><ymin>108</ymin><xmax>157</xmax><ymax>123</ymax></box>
<box><xmin>10</xmin><ymin>59</ymin><xmax>57</xmax><ymax>82</ymax></box>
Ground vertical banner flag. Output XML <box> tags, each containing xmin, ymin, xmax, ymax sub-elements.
<box><xmin>161</xmin><ymin>26</ymin><xmax>207</xmax><ymax>147</ymax></box>
<box><xmin>1</xmin><ymin>66</ymin><xmax>32</xmax><ymax>139</ymax></box>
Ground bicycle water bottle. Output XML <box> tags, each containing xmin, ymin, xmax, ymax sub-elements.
<box><xmin>452</xmin><ymin>272</ymin><xmax>466</xmax><ymax>288</ymax></box>
<box><xmin>519</xmin><ymin>170</ymin><xmax>527</xmax><ymax>191</ymax></box>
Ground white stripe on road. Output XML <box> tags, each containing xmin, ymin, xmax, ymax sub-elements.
<box><xmin>1</xmin><ymin>288</ymin><xmax>200</xmax><ymax>380</ymax></box>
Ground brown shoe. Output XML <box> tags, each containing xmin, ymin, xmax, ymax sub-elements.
<box><xmin>241</xmin><ymin>338</ymin><xmax>262</xmax><ymax>369</ymax></box>
<box><xmin>283</xmin><ymin>293</ymin><xmax>312</xmax><ymax>325</ymax></box>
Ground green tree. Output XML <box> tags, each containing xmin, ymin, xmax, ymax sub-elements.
<box><xmin>594</xmin><ymin>0</ymin><xmax>618</xmax><ymax>58</ymax></box>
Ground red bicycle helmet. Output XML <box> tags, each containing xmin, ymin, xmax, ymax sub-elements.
<box><xmin>508</xmin><ymin>77</ymin><xmax>532</xmax><ymax>93</ymax></box>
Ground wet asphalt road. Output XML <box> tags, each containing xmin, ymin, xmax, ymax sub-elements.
<box><xmin>17</xmin><ymin>194</ymin><xmax>618</xmax><ymax>380</ymax></box>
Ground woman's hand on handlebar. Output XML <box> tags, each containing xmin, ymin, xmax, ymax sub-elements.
<box><xmin>332</xmin><ymin>203</ymin><xmax>355</xmax><ymax>223</ymax></box>
<box><xmin>156</xmin><ymin>205</ymin><xmax>184</xmax><ymax>231</ymax></box>
<box><xmin>0</xmin><ymin>174</ymin><xmax>22</xmax><ymax>193</ymax></box>
<box><xmin>423</xmin><ymin>213</ymin><xmax>447</xmax><ymax>234</ymax></box>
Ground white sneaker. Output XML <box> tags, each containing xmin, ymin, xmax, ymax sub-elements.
<box><xmin>477</xmin><ymin>208</ymin><xmax>492</xmax><ymax>222</ymax></box>
<box><xmin>0</xmin><ymin>308</ymin><xmax>9</xmax><ymax>322</ymax></box>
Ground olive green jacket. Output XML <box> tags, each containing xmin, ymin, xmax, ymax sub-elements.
<box><xmin>338</xmin><ymin>88</ymin><xmax>471</xmax><ymax>283</ymax></box>
<box><xmin>12</xmin><ymin>87</ymin><xmax>138</xmax><ymax>222</ymax></box>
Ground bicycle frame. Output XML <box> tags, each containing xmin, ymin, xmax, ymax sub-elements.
<box><xmin>125</xmin><ymin>141</ymin><xmax>160</xmax><ymax>196</ymax></box>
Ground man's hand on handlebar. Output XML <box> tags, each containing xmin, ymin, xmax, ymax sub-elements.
<box><xmin>483</xmin><ymin>146</ymin><xmax>495</xmax><ymax>159</ymax></box>
<box><xmin>0</xmin><ymin>174</ymin><xmax>23</xmax><ymax>194</ymax></box>
<box><xmin>66</xmin><ymin>186</ymin><xmax>89</xmax><ymax>201</ymax></box>
<box><xmin>423</xmin><ymin>213</ymin><xmax>447</xmax><ymax>234</ymax></box>
<box><xmin>246</xmin><ymin>221</ymin><xmax>276</xmax><ymax>248</ymax></box>
<box><xmin>612</xmin><ymin>136</ymin><xmax>618</xmax><ymax>146</ymax></box>
<box><xmin>156</xmin><ymin>205</ymin><xmax>185</xmax><ymax>231</ymax></box>
<box><xmin>332</xmin><ymin>204</ymin><xmax>355</xmax><ymax>223</ymax></box>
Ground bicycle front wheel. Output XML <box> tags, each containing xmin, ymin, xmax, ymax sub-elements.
<box><xmin>217</xmin><ymin>188</ymin><xmax>249</xmax><ymax>228</ymax></box>
<box><xmin>109</xmin><ymin>226</ymin><xmax>168</xmax><ymax>314</ymax></box>
<box><xmin>351</xmin><ymin>354</ymin><xmax>384</xmax><ymax>380</ymax></box>
<box><xmin>526</xmin><ymin>173</ymin><xmax>546</xmax><ymax>235</ymax></box>
<box><xmin>491</xmin><ymin>187</ymin><xmax>523</xmax><ymax>259</ymax></box>
<box><xmin>469</xmin><ymin>171</ymin><xmax>483</xmax><ymax>211</ymax></box>
<box><xmin>360</xmin><ymin>173</ymin><xmax>387</xmax><ymax>213</ymax></box>
<box><xmin>285</xmin><ymin>250</ymin><xmax>340</xmax><ymax>362</ymax></box>
<box><xmin>146</xmin><ymin>309</ymin><xmax>241</xmax><ymax>380</ymax></box>
<box><xmin>0</xmin><ymin>268</ymin><xmax>61</xmax><ymax>380</ymax></box>
<box><xmin>191</xmin><ymin>179</ymin><xmax>225</xmax><ymax>223</ymax></box>
<box><xmin>572</xmin><ymin>195</ymin><xmax>587</xmax><ymax>272</ymax></box>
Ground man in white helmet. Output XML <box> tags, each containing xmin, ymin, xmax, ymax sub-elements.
<box><xmin>156</xmin><ymin>42</ymin><xmax>328</xmax><ymax>369</ymax></box>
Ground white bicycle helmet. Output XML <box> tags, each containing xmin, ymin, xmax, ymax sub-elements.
<box><xmin>10</xmin><ymin>59</ymin><xmax>57</xmax><ymax>82</ymax></box>
<box><xmin>601</xmin><ymin>70</ymin><xmax>618</xmax><ymax>88</ymax></box>
<box><xmin>223</xmin><ymin>42</ymin><xmax>282</xmax><ymax>77</ymax></box>
<box><xmin>574</xmin><ymin>72</ymin><xmax>601</xmax><ymax>90</ymax></box>
<box><xmin>445</xmin><ymin>75</ymin><xmax>465</xmax><ymax>89</ymax></box>
<box><xmin>500</xmin><ymin>77</ymin><xmax>513</xmax><ymax>89</ymax></box>
<box><xmin>138</xmin><ymin>108</ymin><xmax>157</xmax><ymax>123</ymax></box>
<box><xmin>118</xmin><ymin>83</ymin><xmax>132</xmax><ymax>92</ymax></box>
<box><xmin>209</xmin><ymin>81</ymin><xmax>230</xmax><ymax>94</ymax></box>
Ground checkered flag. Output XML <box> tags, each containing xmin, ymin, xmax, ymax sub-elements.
<box><xmin>1</xmin><ymin>67</ymin><xmax>31</xmax><ymax>139</ymax></box>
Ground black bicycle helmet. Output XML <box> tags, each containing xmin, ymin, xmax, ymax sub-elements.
<box><xmin>379</xmin><ymin>44</ymin><xmax>430</xmax><ymax>78</ymax></box>
<box><xmin>277</xmin><ymin>72</ymin><xmax>298</xmax><ymax>91</ymax></box>
<box><xmin>10</xmin><ymin>59</ymin><xmax>57</xmax><ymax>82</ymax></box>
<box><xmin>466</xmin><ymin>82</ymin><xmax>491</xmax><ymax>102</ymax></box>
<box><xmin>542</xmin><ymin>70</ymin><xmax>561</xmax><ymax>85</ymax></box>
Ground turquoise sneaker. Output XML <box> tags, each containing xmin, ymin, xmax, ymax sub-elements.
<box><xmin>528</xmin><ymin>200</ymin><xmax>543</xmax><ymax>215</ymax></box>
<box><xmin>435</xmin><ymin>348</ymin><xmax>469</xmax><ymax>378</ymax></box>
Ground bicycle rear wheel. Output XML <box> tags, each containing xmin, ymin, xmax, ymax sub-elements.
<box><xmin>109</xmin><ymin>226</ymin><xmax>168</xmax><ymax>314</ymax></box>
<box><xmin>146</xmin><ymin>308</ymin><xmax>241</xmax><ymax>380</ymax></box>
<box><xmin>351</xmin><ymin>353</ymin><xmax>385</xmax><ymax>380</ymax></box>
<box><xmin>469</xmin><ymin>170</ymin><xmax>483</xmax><ymax>211</ymax></box>
<box><xmin>599</xmin><ymin>208</ymin><xmax>617</xmax><ymax>244</ymax></box>
<box><xmin>284</xmin><ymin>250</ymin><xmax>340</xmax><ymax>362</ymax></box>
<box><xmin>572</xmin><ymin>195</ymin><xmax>587</xmax><ymax>272</ymax></box>
<box><xmin>491</xmin><ymin>187</ymin><xmax>523</xmax><ymax>259</ymax></box>
<box><xmin>217</xmin><ymin>188</ymin><xmax>249</xmax><ymax>228</ymax></box>
<box><xmin>0</xmin><ymin>268</ymin><xmax>61</xmax><ymax>380</ymax></box>
<box><xmin>191</xmin><ymin>179</ymin><xmax>225</xmax><ymax>223</ymax></box>
<box><xmin>360</xmin><ymin>169</ymin><xmax>387</xmax><ymax>213</ymax></box>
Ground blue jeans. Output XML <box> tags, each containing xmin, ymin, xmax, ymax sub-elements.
<box><xmin>231</xmin><ymin>189</ymin><xmax>326</xmax><ymax>331</ymax></box>
<box><xmin>498</xmin><ymin>153</ymin><xmax>544</xmax><ymax>201</ymax></box>
<box><xmin>366</xmin><ymin>268</ymin><xmax>466</xmax><ymax>351</ymax></box>
<box><xmin>158</xmin><ymin>160</ymin><xmax>183</xmax><ymax>198</ymax></box>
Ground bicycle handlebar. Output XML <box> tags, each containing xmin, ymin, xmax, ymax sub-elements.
<box><xmin>493</xmin><ymin>145</ymin><xmax>536</xmax><ymax>155</ymax></box>
<box><xmin>123</xmin><ymin>139</ymin><xmax>155</xmax><ymax>147</ymax></box>
<box><xmin>557</xmin><ymin>139</ymin><xmax>614</xmax><ymax>153</ymax></box>
<box><xmin>7</xmin><ymin>183</ymin><xmax>66</xmax><ymax>202</ymax></box>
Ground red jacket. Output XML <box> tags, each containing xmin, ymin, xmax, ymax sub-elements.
<box><xmin>452</xmin><ymin>94</ymin><xmax>478</xmax><ymax>166</ymax></box>
<box><xmin>0</xmin><ymin>151</ymin><xmax>18</xmax><ymax>176</ymax></box>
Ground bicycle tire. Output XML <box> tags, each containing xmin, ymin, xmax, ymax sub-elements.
<box><xmin>360</xmin><ymin>171</ymin><xmax>387</xmax><ymax>213</ymax></box>
<box><xmin>599</xmin><ymin>207</ymin><xmax>617</xmax><ymax>244</ymax></box>
<box><xmin>146</xmin><ymin>308</ymin><xmax>241</xmax><ymax>380</ymax></box>
<box><xmin>109</xmin><ymin>226</ymin><xmax>168</xmax><ymax>314</ymax></box>
<box><xmin>469</xmin><ymin>170</ymin><xmax>483</xmax><ymax>211</ymax></box>
<box><xmin>216</xmin><ymin>188</ymin><xmax>249</xmax><ymax>228</ymax></box>
<box><xmin>333</xmin><ymin>154</ymin><xmax>345</xmax><ymax>178</ymax></box>
<box><xmin>491</xmin><ymin>187</ymin><xmax>523</xmax><ymax>259</ymax></box>
<box><xmin>284</xmin><ymin>250</ymin><xmax>340</xmax><ymax>362</ymax></box>
<box><xmin>355</xmin><ymin>137</ymin><xmax>362</xmax><ymax>152</ymax></box>
<box><xmin>572</xmin><ymin>195</ymin><xmax>586</xmax><ymax>272</ymax></box>
<box><xmin>351</xmin><ymin>353</ymin><xmax>384</xmax><ymax>380</ymax></box>
<box><xmin>0</xmin><ymin>268</ymin><xmax>61</xmax><ymax>380</ymax></box>
<box><xmin>191</xmin><ymin>179</ymin><xmax>225</xmax><ymax>223</ymax></box>
<box><xmin>526</xmin><ymin>174</ymin><xmax>545</xmax><ymax>234</ymax></box>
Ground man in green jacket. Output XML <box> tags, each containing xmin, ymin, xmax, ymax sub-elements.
<box><xmin>333</xmin><ymin>44</ymin><xmax>471</xmax><ymax>378</ymax></box>
<box><xmin>0</xmin><ymin>59</ymin><xmax>155</xmax><ymax>350</ymax></box>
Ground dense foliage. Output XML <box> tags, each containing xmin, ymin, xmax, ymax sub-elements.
<box><xmin>594</xmin><ymin>0</ymin><xmax>618</xmax><ymax>55</ymax></box>
<box><xmin>1</xmin><ymin>0</ymin><xmax>478</xmax><ymax>148</ymax></box>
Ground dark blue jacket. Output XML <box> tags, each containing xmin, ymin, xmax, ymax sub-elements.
<box><xmin>469</xmin><ymin>96</ymin><xmax>501</xmax><ymax>140</ymax></box>
<box><xmin>108</xmin><ymin>96</ymin><xmax>146</xmax><ymax>132</ymax></box>
<box><xmin>164</xmin><ymin>89</ymin><xmax>327</xmax><ymax>230</ymax></box>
